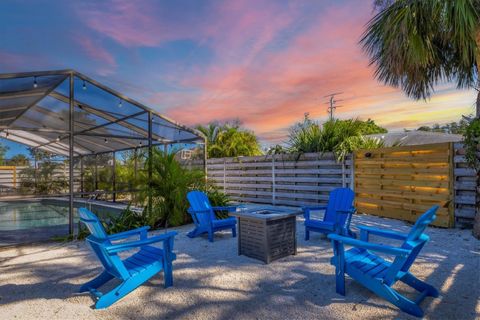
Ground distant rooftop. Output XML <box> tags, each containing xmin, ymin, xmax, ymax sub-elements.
<box><xmin>367</xmin><ymin>131</ymin><xmax>463</xmax><ymax>147</ymax></box>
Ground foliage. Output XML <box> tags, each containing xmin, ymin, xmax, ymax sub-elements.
<box><xmin>265</xmin><ymin>144</ymin><xmax>289</xmax><ymax>155</ymax></box>
<box><xmin>362</xmin><ymin>0</ymin><xmax>480</xmax><ymax>117</ymax></box>
<box><xmin>335</xmin><ymin>135</ymin><xmax>385</xmax><ymax>162</ymax></box>
<box><xmin>287</xmin><ymin>115</ymin><xmax>385</xmax><ymax>160</ymax></box>
<box><xmin>104</xmin><ymin>206</ymin><xmax>148</xmax><ymax>235</ymax></box>
<box><xmin>416</xmin><ymin>119</ymin><xmax>470</xmax><ymax>135</ymax></box>
<box><xmin>19</xmin><ymin>149</ymin><xmax>68</xmax><ymax>194</ymax></box>
<box><xmin>0</xmin><ymin>142</ymin><xmax>8</xmax><ymax>163</ymax></box>
<box><xmin>464</xmin><ymin>118</ymin><xmax>480</xmax><ymax>170</ymax></box>
<box><xmin>356</xmin><ymin>118</ymin><xmax>388</xmax><ymax>134</ymax></box>
<box><xmin>196</xmin><ymin>121</ymin><xmax>262</xmax><ymax>158</ymax></box>
<box><xmin>139</xmin><ymin>148</ymin><xmax>205</xmax><ymax>228</ymax></box>
<box><xmin>8</xmin><ymin>154</ymin><xmax>30</xmax><ymax>166</ymax></box>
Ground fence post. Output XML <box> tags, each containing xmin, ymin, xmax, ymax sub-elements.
<box><xmin>341</xmin><ymin>159</ymin><xmax>346</xmax><ymax>188</ymax></box>
<box><xmin>223</xmin><ymin>158</ymin><xmax>226</xmax><ymax>192</ymax></box>
<box><xmin>272</xmin><ymin>155</ymin><xmax>276</xmax><ymax>205</ymax></box>
<box><xmin>350</xmin><ymin>153</ymin><xmax>355</xmax><ymax>191</ymax></box>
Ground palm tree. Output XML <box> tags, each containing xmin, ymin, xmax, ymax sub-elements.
<box><xmin>362</xmin><ymin>0</ymin><xmax>480</xmax><ymax>117</ymax></box>
<box><xmin>362</xmin><ymin>0</ymin><xmax>480</xmax><ymax>237</ymax></box>
<box><xmin>196</xmin><ymin>122</ymin><xmax>262</xmax><ymax>158</ymax></box>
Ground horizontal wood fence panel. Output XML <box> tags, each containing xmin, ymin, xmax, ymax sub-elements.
<box><xmin>354</xmin><ymin>143</ymin><xmax>454</xmax><ymax>228</ymax></box>
<box><xmin>204</xmin><ymin>153</ymin><xmax>352</xmax><ymax>207</ymax></box>
<box><xmin>453</xmin><ymin>143</ymin><xmax>479</xmax><ymax>222</ymax></box>
<box><xmin>190</xmin><ymin>143</ymin><xmax>478</xmax><ymax>227</ymax></box>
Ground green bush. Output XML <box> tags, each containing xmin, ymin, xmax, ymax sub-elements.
<box><xmin>464</xmin><ymin>118</ymin><xmax>480</xmax><ymax>170</ymax></box>
<box><xmin>287</xmin><ymin>116</ymin><xmax>385</xmax><ymax>161</ymax></box>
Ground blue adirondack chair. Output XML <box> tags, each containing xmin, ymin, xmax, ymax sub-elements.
<box><xmin>186</xmin><ymin>190</ymin><xmax>237</xmax><ymax>242</ymax></box>
<box><xmin>328</xmin><ymin>206</ymin><xmax>439</xmax><ymax>317</ymax></box>
<box><xmin>303</xmin><ymin>188</ymin><xmax>356</xmax><ymax>240</ymax></box>
<box><xmin>78</xmin><ymin>207</ymin><xmax>177</xmax><ymax>309</ymax></box>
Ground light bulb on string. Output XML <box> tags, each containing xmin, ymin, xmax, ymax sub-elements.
<box><xmin>118</xmin><ymin>100</ymin><xmax>122</xmax><ymax>108</ymax></box>
<box><xmin>82</xmin><ymin>81</ymin><xmax>87</xmax><ymax>90</ymax></box>
<box><xmin>104</xmin><ymin>138</ymin><xmax>108</xmax><ymax>144</ymax></box>
<box><xmin>33</xmin><ymin>76</ymin><xmax>38</xmax><ymax>88</ymax></box>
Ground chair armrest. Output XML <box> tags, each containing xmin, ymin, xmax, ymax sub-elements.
<box><xmin>106</xmin><ymin>231</ymin><xmax>178</xmax><ymax>254</ymax></box>
<box><xmin>358</xmin><ymin>225</ymin><xmax>408</xmax><ymax>242</ymax></box>
<box><xmin>211</xmin><ymin>206</ymin><xmax>237</xmax><ymax>212</ymax></box>
<box><xmin>108</xmin><ymin>226</ymin><xmax>151</xmax><ymax>241</ymax></box>
<box><xmin>328</xmin><ymin>234</ymin><xmax>410</xmax><ymax>257</ymax></box>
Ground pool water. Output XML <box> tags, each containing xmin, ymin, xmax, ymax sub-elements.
<box><xmin>0</xmin><ymin>200</ymin><xmax>123</xmax><ymax>231</ymax></box>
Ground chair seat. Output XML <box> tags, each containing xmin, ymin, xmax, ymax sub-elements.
<box><xmin>305</xmin><ymin>219</ymin><xmax>335</xmax><ymax>230</ymax></box>
<box><xmin>337</xmin><ymin>247</ymin><xmax>391</xmax><ymax>280</ymax></box>
<box><xmin>212</xmin><ymin>217</ymin><xmax>237</xmax><ymax>228</ymax></box>
<box><xmin>123</xmin><ymin>245</ymin><xmax>166</xmax><ymax>276</ymax></box>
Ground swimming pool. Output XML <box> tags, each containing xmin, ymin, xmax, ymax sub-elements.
<box><xmin>0</xmin><ymin>199</ymin><xmax>126</xmax><ymax>246</ymax></box>
<box><xmin>0</xmin><ymin>199</ymin><xmax>124</xmax><ymax>231</ymax></box>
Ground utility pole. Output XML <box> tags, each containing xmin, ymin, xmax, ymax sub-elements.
<box><xmin>324</xmin><ymin>92</ymin><xmax>343</xmax><ymax>120</ymax></box>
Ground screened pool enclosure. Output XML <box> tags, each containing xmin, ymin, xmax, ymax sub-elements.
<box><xmin>0</xmin><ymin>70</ymin><xmax>205</xmax><ymax>243</ymax></box>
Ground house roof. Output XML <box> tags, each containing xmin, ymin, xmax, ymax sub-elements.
<box><xmin>367</xmin><ymin>131</ymin><xmax>463</xmax><ymax>147</ymax></box>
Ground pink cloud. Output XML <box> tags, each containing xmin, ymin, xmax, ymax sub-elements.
<box><xmin>76</xmin><ymin>35</ymin><xmax>117</xmax><ymax>75</ymax></box>
<box><xmin>74</xmin><ymin>0</ymin><xmax>198</xmax><ymax>47</ymax></box>
<box><xmin>162</xmin><ymin>2</ymin><xmax>387</xmax><ymax>140</ymax></box>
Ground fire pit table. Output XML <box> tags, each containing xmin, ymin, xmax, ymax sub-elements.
<box><xmin>229</xmin><ymin>207</ymin><xmax>303</xmax><ymax>264</ymax></box>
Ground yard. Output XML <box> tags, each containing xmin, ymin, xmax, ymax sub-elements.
<box><xmin>0</xmin><ymin>210</ymin><xmax>478</xmax><ymax>320</ymax></box>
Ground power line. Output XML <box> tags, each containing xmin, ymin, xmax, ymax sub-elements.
<box><xmin>323</xmin><ymin>92</ymin><xmax>343</xmax><ymax>120</ymax></box>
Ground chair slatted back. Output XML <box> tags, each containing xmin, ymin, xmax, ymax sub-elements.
<box><xmin>383</xmin><ymin>206</ymin><xmax>438</xmax><ymax>285</ymax></box>
<box><xmin>187</xmin><ymin>191</ymin><xmax>215</xmax><ymax>227</ymax></box>
<box><xmin>79</xmin><ymin>208</ymin><xmax>130</xmax><ymax>279</ymax></box>
<box><xmin>324</xmin><ymin>188</ymin><xmax>355</xmax><ymax>226</ymax></box>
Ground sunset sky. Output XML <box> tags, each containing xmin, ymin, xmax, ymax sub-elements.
<box><xmin>0</xmin><ymin>0</ymin><xmax>476</xmax><ymax>148</ymax></box>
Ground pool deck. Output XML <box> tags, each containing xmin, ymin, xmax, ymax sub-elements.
<box><xmin>0</xmin><ymin>210</ymin><xmax>478</xmax><ymax>320</ymax></box>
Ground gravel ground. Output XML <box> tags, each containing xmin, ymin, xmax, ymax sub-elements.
<box><xmin>0</xmin><ymin>210</ymin><xmax>478</xmax><ymax>320</ymax></box>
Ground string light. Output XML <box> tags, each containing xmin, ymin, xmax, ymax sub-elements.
<box><xmin>5</xmin><ymin>130</ymin><xmax>9</xmax><ymax>137</ymax></box>
<box><xmin>139</xmin><ymin>141</ymin><xmax>142</xmax><ymax>147</ymax></box>
<box><xmin>104</xmin><ymin>138</ymin><xmax>108</xmax><ymax>144</ymax></box>
<box><xmin>56</xmin><ymin>136</ymin><xmax>60</xmax><ymax>142</ymax></box>
<box><xmin>82</xmin><ymin>81</ymin><xmax>87</xmax><ymax>90</ymax></box>
<box><xmin>118</xmin><ymin>100</ymin><xmax>122</xmax><ymax>108</ymax></box>
<box><xmin>33</xmin><ymin>76</ymin><xmax>38</xmax><ymax>88</ymax></box>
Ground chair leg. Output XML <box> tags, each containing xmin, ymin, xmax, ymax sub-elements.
<box><xmin>332</xmin><ymin>241</ymin><xmax>345</xmax><ymax>295</ymax></box>
<box><xmin>208</xmin><ymin>230</ymin><xmax>214</xmax><ymax>242</ymax></box>
<box><xmin>231</xmin><ymin>226</ymin><xmax>236</xmax><ymax>238</ymax></box>
<box><xmin>79</xmin><ymin>270</ymin><xmax>113</xmax><ymax>293</ymax></box>
<box><xmin>164</xmin><ymin>263</ymin><xmax>173</xmax><ymax>288</ymax></box>
<box><xmin>305</xmin><ymin>228</ymin><xmax>310</xmax><ymax>241</ymax></box>
<box><xmin>400</xmin><ymin>272</ymin><xmax>439</xmax><ymax>298</ymax></box>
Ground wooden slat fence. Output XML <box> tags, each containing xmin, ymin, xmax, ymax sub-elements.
<box><xmin>205</xmin><ymin>153</ymin><xmax>353</xmax><ymax>207</ymax></box>
<box><xmin>353</xmin><ymin>143</ymin><xmax>454</xmax><ymax>228</ymax></box>
<box><xmin>453</xmin><ymin>142</ymin><xmax>479</xmax><ymax>225</ymax></box>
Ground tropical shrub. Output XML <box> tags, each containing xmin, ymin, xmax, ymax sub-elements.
<box><xmin>287</xmin><ymin>116</ymin><xmax>385</xmax><ymax>160</ymax></box>
<box><xmin>19</xmin><ymin>150</ymin><xmax>68</xmax><ymax>194</ymax></box>
<box><xmin>137</xmin><ymin>148</ymin><xmax>229</xmax><ymax>229</ymax></box>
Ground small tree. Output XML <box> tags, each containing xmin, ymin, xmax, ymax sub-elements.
<box><xmin>196</xmin><ymin>121</ymin><xmax>262</xmax><ymax>158</ymax></box>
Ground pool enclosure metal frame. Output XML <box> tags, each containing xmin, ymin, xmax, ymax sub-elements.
<box><xmin>0</xmin><ymin>70</ymin><xmax>207</xmax><ymax>235</ymax></box>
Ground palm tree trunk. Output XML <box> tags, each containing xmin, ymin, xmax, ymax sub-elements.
<box><xmin>477</xmin><ymin>30</ymin><xmax>480</xmax><ymax>118</ymax></box>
